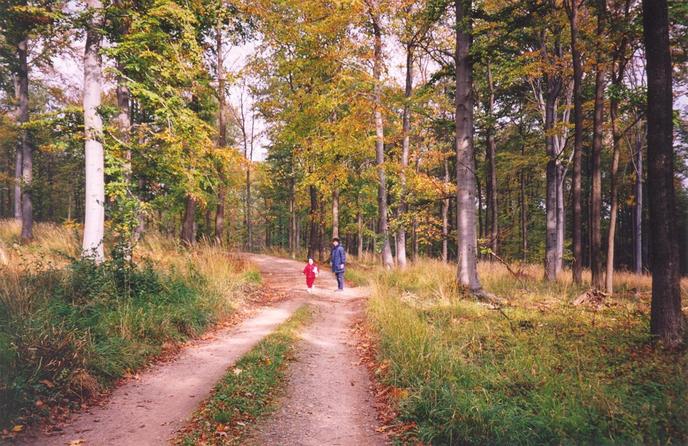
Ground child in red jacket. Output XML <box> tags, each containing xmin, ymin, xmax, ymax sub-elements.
<box><xmin>303</xmin><ymin>257</ymin><xmax>319</xmax><ymax>293</ymax></box>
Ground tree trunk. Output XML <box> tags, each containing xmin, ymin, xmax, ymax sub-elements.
<box><xmin>590</xmin><ymin>0</ymin><xmax>607</xmax><ymax>290</ymax></box>
<box><xmin>396</xmin><ymin>43</ymin><xmax>414</xmax><ymax>268</ymax></box>
<box><xmin>455</xmin><ymin>0</ymin><xmax>482</xmax><ymax>292</ymax></box>
<box><xmin>246</xmin><ymin>167</ymin><xmax>252</xmax><ymax>250</ymax></box>
<box><xmin>17</xmin><ymin>38</ymin><xmax>32</xmax><ymax>242</ymax></box>
<box><xmin>642</xmin><ymin>0</ymin><xmax>684</xmax><ymax>347</ymax></box>
<box><xmin>181</xmin><ymin>196</ymin><xmax>196</xmax><ymax>245</ymax></box>
<box><xmin>556</xmin><ymin>164</ymin><xmax>565</xmax><ymax>275</ymax></box>
<box><xmin>357</xmin><ymin>211</ymin><xmax>364</xmax><ymax>258</ymax></box>
<box><xmin>12</xmin><ymin>74</ymin><xmax>22</xmax><ymax>222</ymax></box>
<box><xmin>605</xmin><ymin>17</ymin><xmax>630</xmax><ymax>293</ymax></box>
<box><xmin>215</xmin><ymin>22</ymin><xmax>227</xmax><ymax>244</ymax></box>
<box><xmin>485</xmin><ymin>62</ymin><xmax>498</xmax><ymax>256</ymax></box>
<box><xmin>544</xmin><ymin>94</ymin><xmax>559</xmax><ymax>281</ymax></box>
<box><xmin>567</xmin><ymin>0</ymin><xmax>584</xmax><ymax>284</ymax></box>
<box><xmin>308</xmin><ymin>185</ymin><xmax>318</xmax><ymax>259</ymax></box>
<box><xmin>289</xmin><ymin>178</ymin><xmax>296</xmax><ymax>258</ymax></box>
<box><xmin>442</xmin><ymin>157</ymin><xmax>450</xmax><ymax>263</ymax></box>
<box><xmin>520</xmin><ymin>146</ymin><xmax>528</xmax><ymax>262</ymax></box>
<box><xmin>371</xmin><ymin>13</ymin><xmax>393</xmax><ymax>268</ymax></box>
<box><xmin>634</xmin><ymin>134</ymin><xmax>643</xmax><ymax>274</ymax></box>
<box><xmin>605</xmin><ymin>98</ymin><xmax>621</xmax><ymax>293</ymax></box>
<box><xmin>82</xmin><ymin>0</ymin><xmax>105</xmax><ymax>261</ymax></box>
<box><xmin>332</xmin><ymin>188</ymin><xmax>339</xmax><ymax>239</ymax></box>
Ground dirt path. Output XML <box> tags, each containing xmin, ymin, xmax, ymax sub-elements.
<box><xmin>246</xmin><ymin>255</ymin><xmax>387</xmax><ymax>445</ymax></box>
<box><xmin>15</xmin><ymin>254</ymin><xmax>385</xmax><ymax>446</ymax></box>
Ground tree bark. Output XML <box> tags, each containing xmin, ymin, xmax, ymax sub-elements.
<box><xmin>215</xmin><ymin>22</ymin><xmax>227</xmax><ymax>244</ymax></box>
<box><xmin>544</xmin><ymin>95</ymin><xmax>559</xmax><ymax>281</ymax></box>
<box><xmin>289</xmin><ymin>177</ymin><xmax>296</xmax><ymax>258</ymax></box>
<box><xmin>556</xmin><ymin>164</ymin><xmax>565</xmax><ymax>275</ymax></box>
<box><xmin>485</xmin><ymin>62</ymin><xmax>498</xmax><ymax>256</ymax></box>
<box><xmin>357</xmin><ymin>211</ymin><xmax>364</xmax><ymax>258</ymax></box>
<box><xmin>82</xmin><ymin>0</ymin><xmax>105</xmax><ymax>261</ymax></box>
<box><xmin>634</xmin><ymin>134</ymin><xmax>643</xmax><ymax>274</ymax></box>
<box><xmin>12</xmin><ymin>74</ymin><xmax>22</xmax><ymax>222</ymax></box>
<box><xmin>442</xmin><ymin>157</ymin><xmax>450</xmax><ymax>263</ymax></box>
<box><xmin>181</xmin><ymin>196</ymin><xmax>196</xmax><ymax>245</ymax></box>
<box><xmin>642</xmin><ymin>0</ymin><xmax>684</xmax><ymax>347</ymax></box>
<box><xmin>455</xmin><ymin>0</ymin><xmax>482</xmax><ymax>292</ymax></box>
<box><xmin>332</xmin><ymin>188</ymin><xmax>340</xmax><ymax>239</ymax></box>
<box><xmin>567</xmin><ymin>0</ymin><xmax>584</xmax><ymax>284</ymax></box>
<box><xmin>308</xmin><ymin>185</ymin><xmax>319</xmax><ymax>259</ymax></box>
<box><xmin>396</xmin><ymin>43</ymin><xmax>414</xmax><ymax>268</ymax></box>
<box><xmin>371</xmin><ymin>11</ymin><xmax>394</xmax><ymax>268</ymax></box>
<box><xmin>605</xmin><ymin>10</ymin><xmax>630</xmax><ymax>293</ymax></box>
<box><xmin>520</xmin><ymin>144</ymin><xmax>528</xmax><ymax>262</ymax></box>
<box><xmin>17</xmin><ymin>38</ymin><xmax>32</xmax><ymax>242</ymax></box>
<box><xmin>590</xmin><ymin>0</ymin><xmax>607</xmax><ymax>290</ymax></box>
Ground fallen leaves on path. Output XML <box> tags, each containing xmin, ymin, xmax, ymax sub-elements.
<box><xmin>350</xmin><ymin>318</ymin><xmax>425</xmax><ymax>445</ymax></box>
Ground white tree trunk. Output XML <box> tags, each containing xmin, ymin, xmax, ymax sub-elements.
<box><xmin>455</xmin><ymin>0</ymin><xmax>482</xmax><ymax>292</ymax></box>
<box><xmin>82</xmin><ymin>0</ymin><xmax>105</xmax><ymax>262</ymax></box>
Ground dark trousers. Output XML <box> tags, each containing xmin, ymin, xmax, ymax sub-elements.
<box><xmin>335</xmin><ymin>272</ymin><xmax>345</xmax><ymax>290</ymax></box>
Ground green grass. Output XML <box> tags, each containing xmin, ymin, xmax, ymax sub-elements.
<box><xmin>365</xmin><ymin>259</ymin><xmax>688</xmax><ymax>445</ymax></box>
<box><xmin>0</xmin><ymin>248</ymin><xmax>258</xmax><ymax>430</ymax></box>
<box><xmin>177</xmin><ymin>305</ymin><xmax>312</xmax><ymax>445</ymax></box>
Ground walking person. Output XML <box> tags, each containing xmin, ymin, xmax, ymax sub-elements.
<box><xmin>331</xmin><ymin>237</ymin><xmax>346</xmax><ymax>291</ymax></box>
<box><xmin>303</xmin><ymin>257</ymin><xmax>319</xmax><ymax>293</ymax></box>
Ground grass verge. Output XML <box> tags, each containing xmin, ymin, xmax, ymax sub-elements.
<box><xmin>175</xmin><ymin>304</ymin><xmax>312</xmax><ymax>445</ymax></box>
<box><xmin>364</xmin><ymin>259</ymin><xmax>687</xmax><ymax>445</ymax></box>
<box><xmin>0</xmin><ymin>221</ymin><xmax>261</xmax><ymax>435</ymax></box>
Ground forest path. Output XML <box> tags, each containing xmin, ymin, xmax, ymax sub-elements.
<box><xmin>245</xmin><ymin>254</ymin><xmax>387</xmax><ymax>445</ymax></box>
<box><xmin>15</xmin><ymin>254</ymin><xmax>384</xmax><ymax>446</ymax></box>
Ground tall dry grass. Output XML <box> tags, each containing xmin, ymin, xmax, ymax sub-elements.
<box><xmin>0</xmin><ymin>220</ymin><xmax>259</xmax><ymax>429</ymax></box>
<box><xmin>361</xmin><ymin>257</ymin><xmax>688</xmax><ymax>444</ymax></box>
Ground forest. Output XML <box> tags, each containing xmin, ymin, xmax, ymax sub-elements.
<box><xmin>0</xmin><ymin>0</ymin><xmax>687</xmax><ymax>444</ymax></box>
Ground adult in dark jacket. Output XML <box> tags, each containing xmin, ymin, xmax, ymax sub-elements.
<box><xmin>330</xmin><ymin>238</ymin><xmax>346</xmax><ymax>291</ymax></box>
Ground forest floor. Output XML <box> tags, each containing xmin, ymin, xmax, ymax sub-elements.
<box><xmin>14</xmin><ymin>254</ymin><xmax>385</xmax><ymax>446</ymax></box>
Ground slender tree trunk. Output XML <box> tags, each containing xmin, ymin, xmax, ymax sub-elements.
<box><xmin>12</xmin><ymin>74</ymin><xmax>22</xmax><ymax>222</ymax></box>
<box><xmin>17</xmin><ymin>38</ymin><xmax>32</xmax><ymax>242</ymax></box>
<box><xmin>567</xmin><ymin>0</ymin><xmax>584</xmax><ymax>284</ymax></box>
<box><xmin>215</xmin><ymin>22</ymin><xmax>227</xmax><ymax>244</ymax></box>
<box><xmin>556</xmin><ymin>164</ymin><xmax>565</xmax><ymax>275</ymax></box>
<box><xmin>442</xmin><ymin>157</ymin><xmax>450</xmax><ymax>263</ymax></box>
<box><xmin>605</xmin><ymin>22</ymin><xmax>630</xmax><ymax>293</ymax></box>
<box><xmin>605</xmin><ymin>98</ymin><xmax>622</xmax><ymax>293</ymax></box>
<box><xmin>590</xmin><ymin>0</ymin><xmax>607</xmax><ymax>290</ymax></box>
<box><xmin>642</xmin><ymin>0</ymin><xmax>684</xmax><ymax>347</ymax></box>
<box><xmin>246</xmin><ymin>167</ymin><xmax>252</xmax><ymax>250</ymax></box>
<box><xmin>396</xmin><ymin>43</ymin><xmax>414</xmax><ymax>268</ymax></box>
<box><xmin>181</xmin><ymin>196</ymin><xmax>196</xmax><ymax>245</ymax></box>
<box><xmin>455</xmin><ymin>0</ymin><xmax>482</xmax><ymax>292</ymax></box>
<box><xmin>520</xmin><ymin>146</ymin><xmax>528</xmax><ymax>262</ymax></box>
<box><xmin>485</xmin><ymin>62</ymin><xmax>498</xmax><ymax>256</ymax></box>
<box><xmin>82</xmin><ymin>0</ymin><xmax>105</xmax><ymax>261</ymax></box>
<box><xmin>332</xmin><ymin>188</ymin><xmax>339</xmax><ymax>239</ymax></box>
<box><xmin>308</xmin><ymin>185</ymin><xmax>318</xmax><ymax>259</ymax></box>
<box><xmin>289</xmin><ymin>178</ymin><xmax>296</xmax><ymax>258</ymax></box>
<box><xmin>634</xmin><ymin>134</ymin><xmax>643</xmax><ymax>274</ymax></box>
<box><xmin>357</xmin><ymin>211</ymin><xmax>364</xmax><ymax>258</ymax></box>
<box><xmin>544</xmin><ymin>95</ymin><xmax>559</xmax><ymax>281</ymax></box>
<box><xmin>371</xmin><ymin>13</ymin><xmax>393</xmax><ymax>268</ymax></box>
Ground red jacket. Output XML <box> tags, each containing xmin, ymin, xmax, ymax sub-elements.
<box><xmin>303</xmin><ymin>263</ymin><xmax>318</xmax><ymax>278</ymax></box>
